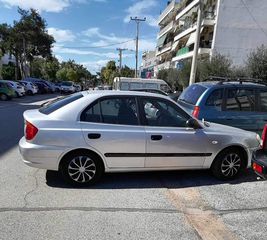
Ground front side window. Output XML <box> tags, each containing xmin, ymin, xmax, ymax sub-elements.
<box><xmin>226</xmin><ymin>88</ymin><xmax>255</xmax><ymax>112</ymax></box>
<box><xmin>206</xmin><ymin>89</ymin><xmax>223</xmax><ymax>110</ymax></box>
<box><xmin>81</xmin><ymin>97</ymin><xmax>138</xmax><ymax>125</ymax></box>
<box><xmin>141</xmin><ymin>98</ymin><xmax>189</xmax><ymax>127</ymax></box>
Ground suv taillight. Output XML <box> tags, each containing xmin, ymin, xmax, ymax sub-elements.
<box><xmin>261</xmin><ymin>125</ymin><xmax>267</xmax><ymax>150</ymax></box>
<box><xmin>192</xmin><ymin>106</ymin><xmax>200</xmax><ymax>119</ymax></box>
<box><xmin>25</xmin><ymin>121</ymin><xmax>38</xmax><ymax>140</ymax></box>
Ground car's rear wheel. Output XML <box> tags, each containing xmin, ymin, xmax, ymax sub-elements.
<box><xmin>60</xmin><ymin>151</ymin><xmax>104</xmax><ymax>186</ymax></box>
<box><xmin>0</xmin><ymin>93</ymin><xmax>8</xmax><ymax>101</ymax></box>
<box><xmin>27</xmin><ymin>90</ymin><xmax>33</xmax><ymax>95</ymax></box>
<box><xmin>211</xmin><ymin>148</ymin><xmax>245</xmax><ymax>180</ymax></box>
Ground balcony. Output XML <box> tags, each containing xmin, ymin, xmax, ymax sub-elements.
<box><xmin>176</xmin><ymin>47</ymin><xmax>190</xmax><ymax>56</ymax></box>
<box><xmin>156</xmin><ymin>61</ymin><xmax>171</xmax><ymax>70</ymax></box>
<box><xmin>176</xmin><ymin>0</ymin><xmax>200</xmax><ymax>21</ymax></box>
<box><xmin>156</xmin><ymin>42</ymin><xmax>172</xmax><ymax>56</ymax></box>
<box><xmin>158</xmin><ymin>0</ymin><xmax>176</xmax><ymax>25</ymax></box>
<box><xmin>172</xmin><ymin>47</ymin><xmax>211</xmax><ymax>62</ymax></box>
<box><xmin>158</xmin><ymin>21</ymin><xmax>174</xmax><ymax>39</ymax></box>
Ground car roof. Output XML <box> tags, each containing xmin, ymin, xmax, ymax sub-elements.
<box><xmin>196</xmin><ymin>81</ymin><xmax>267</xmax><ymax>88</ymax></box>
<box><xmin>81</xmin><ymin>90</ymin><xmax>170</xmax><ymax>99</ymax></box>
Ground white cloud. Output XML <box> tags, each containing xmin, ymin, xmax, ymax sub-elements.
<box><xmin>55</xmin><ymin>54</ymin><xmax>64</xmax><ymax>62</ymax></box>
<box><xmin>0</xmin><ymin>0</ymin><xmax>106</xmax><ymax>12</ymax></box>
<box><xmin>124</xmin><ymin>0</ymin><xmax>158</xmax><ymax>27</ymax></box>
<box><xmin>48</xmin><ymin>27</ymin><xmax>76</xmax><ymax>42</ymax></box>
<box><xmin>82</xmin><ymin>27</ymin><xmax>156</xmax><ymax>51</ymax></box>
<box><xmin>80</xmin><ymin>59</ymin><xmax>110</xmax><ymax>73</ymax></box>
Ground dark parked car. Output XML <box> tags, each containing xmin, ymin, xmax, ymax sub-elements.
<box><xmin>35</xmin><ymin>82</ymin><xmax>50</xmax><ymax>94</ymax></box>
<box><xmin>178</xmin><ymin>78</ymin><xmax>267</xmax><ymax>134</ymax></box>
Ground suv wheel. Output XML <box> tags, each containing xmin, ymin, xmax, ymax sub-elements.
<box><xmin>60</xmin><ymin>151</ymin><xmax>104</xmax><ymax>186</ymax></box>
<box><xmin>0</xmin><ymin>93</ymin><xmax>8</xmax><ymax>101</ymax></box>
<box><xmin>211</xmin><ymin>148</ymin><xmax>245</xmax><ymax>180</ymax></box>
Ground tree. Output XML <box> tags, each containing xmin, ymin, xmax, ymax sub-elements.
<box><xmin>56</xmin><ymin>67</ymin><xmax>68</xmax><ymax>81</ymax></box>
<box><xmin>198</xmin><ymin>53</ymin><xmax>232</xmax><ymax>81</ymax></box>
<box><xmin>66</xmin><ymin>68</ymin><xmax>78</xmax><ymax>82</ymax></box>
<box><xmin>101</xmin><ymin>60</ymin><xmax>118</xmax><ymax>85</ymax></box>
<box><xmin>246</xmin><ymin>45</ymin><xmax>267</xmax><ymax>81</ymax></box>
<box><xmin>1</xmin><ymin>62</ymin><xmax>16</xmax><ymax>79</ymax></box>
<box><xmin>120</xmin><ymin>65</ymin><xmax>135</xmax><ymax>78</ymax></box>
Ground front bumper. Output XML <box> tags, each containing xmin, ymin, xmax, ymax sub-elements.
<box><xmin>19</xmin><ymin>137</ymin><xmax>66</xmax><ymax>171</ymax></box>
<box><xmin>251</xmin><ymin>149</ymin><xmax>267</xmax><ymax>179</ymax></box>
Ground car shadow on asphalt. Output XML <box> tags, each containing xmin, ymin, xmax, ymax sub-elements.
<box><xmin>45</xmin><ymin>168</ymin><xmax>263</xmax><ymax>189</ymax></box>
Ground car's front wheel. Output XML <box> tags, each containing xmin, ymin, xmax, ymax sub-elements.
<box><xmin>211</xmin><ymin>148</ymin><xmax>246</xmax><ymax>180</ymax></box>
<box><xmin>60</xmin><ymin>151</ymin><xmax>104</xmax><ymax>186</ymax></box>
<box><xmin>0</xmin><ymin>93</ymin><xmax>8</xmax><ymax>101</ymax></box>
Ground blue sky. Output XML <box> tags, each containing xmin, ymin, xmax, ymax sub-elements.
<box><xmin>0</xmin><ymin>0</ymin><xmax>167</xmax><ymax>73</ymax></box>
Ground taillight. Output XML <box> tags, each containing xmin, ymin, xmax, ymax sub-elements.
<box><xmin>25</xmin><ymin>121</ymin><xmax>38</xmax><ymax>140</ymax></box>
<box><xmin>252</xmin><ymin>162</ymin><xmax>263</xmax><ymax>174</ymax></box>
<box><xmin>261</xmin><ymin>124</ymin><xmax>267</xmax><ymax>149</ymax></box>
<box><xmin>192</xmin><ymin>106</ymin><xmax>200</xmax><ymax>119</ymax></box>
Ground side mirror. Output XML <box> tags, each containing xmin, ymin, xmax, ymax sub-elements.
<box><xmin>186</xmin><ymin>118</ymin><xmax>202</xmax><ymax>129</ymax></box>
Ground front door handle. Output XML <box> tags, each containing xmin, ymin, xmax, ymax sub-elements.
<box><xmin>88</xmin><ymin>133</ymin><xmax>101</xmax><ymax>139</ymax></box>
<box><xmin>151</xmin><ymin>135</ymin><xmax>162</xmax><ymax>141</ymax></box>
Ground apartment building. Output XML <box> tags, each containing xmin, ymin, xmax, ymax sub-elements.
<box><xmin>154</xmin><ymin>0</ymin><xmax>267</xmax><ymax>74</ymax></box>
<box><xmin>140</xmin><ymin>51</ymin><xmax>157</xmax><ymax>78</ymax></box>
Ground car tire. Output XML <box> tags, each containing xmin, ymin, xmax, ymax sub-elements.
<box><xmin>211</xmin><ymin>148</ymin><xmax>246</xmax><ymax>180</ymax></box>
<box><xmin>60</xmin><ymin>151</ymin><xmax>104</xmax><ymax>186</ymax></box>
<box><xmin>27</xmin><ymin>90</ymin><xmax>33</xmax><ymax>95</ymax></box>
<box><xmin>0</xmin><ymin>93</ymin><xmax>8</xmax><ymax>101</ymax></box>
<box><xmin>15</xmin><ymin>91</ymin><xmax>20</xmax><ymax>98</ymax></box>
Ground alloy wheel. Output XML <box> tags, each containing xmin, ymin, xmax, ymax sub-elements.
<box><xmin>67</xmin><ymin>156</ymin><xmax>96</xmax><ymax>183</ymax></box>
<box><xmin>221</xmin><ymin>153</ymin><xmax>241</xmax><ymax>177</ymax></box>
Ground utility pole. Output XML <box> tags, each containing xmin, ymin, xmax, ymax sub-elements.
<box><xmin>116</xmin><ymin>48</ymin><xmax>128</xmax><ymax>74</ymax></box>
<box><xmin>189</xmin><ymin>0</ymin><xmax>203</xmax><ymax>85</ymax></box>
<box><xmin>130</xmin><ymin>17</ymin><xmax>146</xmax><ymax>78</ymax></box>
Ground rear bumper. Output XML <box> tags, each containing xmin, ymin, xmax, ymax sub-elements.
<box><xmin>251</xmin><ymin>149</ymin><xmax>267</xmax><ymax>179</ymax></box>
<box><xmin>19</xmin><ymin>137</ymin><xmax>66</xmax><ymax>171</ymax></box>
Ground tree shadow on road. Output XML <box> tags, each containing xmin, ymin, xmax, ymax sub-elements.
<box><xmin>45</xmin><ymin>168</ymin><xmax>263</xmax><ymax>189</ymax></box>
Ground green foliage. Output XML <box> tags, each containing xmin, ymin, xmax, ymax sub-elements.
<box><xmin>198</xmin><ymin>53</ymin><xmax>232</xmax><ymax>81</ymax></box>
<box><xmin>1</xmin><ymin>62</ymin><xmax>15</xmax><ymax>79</ymax></box>
<box><xmin>120</xmin><ymin>65</ymin><xmax>135</xmax><ymax>78</ymax></box>
<box><xmin>157</xmin><ymin>69</ymin><xmax>168</xmax><ymax>82</ymax></box>
<box><xmin>56</xmin><ymin>67</ymin><xmax>69</xmax><ymax>81</ymax></box>
<box><xmin>246</xmin><ymin>45</ymin><xmax>267</xmax><ymax>81</ymax></box>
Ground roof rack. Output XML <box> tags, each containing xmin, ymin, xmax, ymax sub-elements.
<box><xmin>204</xmin><ymin>76</ymin><xmax>267</xmax><ymax>86</ymax></box>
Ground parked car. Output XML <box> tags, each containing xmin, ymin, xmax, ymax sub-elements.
<box><xmin>5</xmin><ymin>80</ymin><xmax>26</xmax><ymax>97</ymax></box>
<box><xmin>54</xmin><ymin>83</ymin><xmax>62</xmax><ymax>92</ymax></box>
<box><xmin>61</xmin><ymin>81</ymin><xmax>76</xmax><ymax>94</ymax></box>
<box><xmin>34</xmin><ymin>82</ymin><xmax>50</xmax><ymax>94</ymax></box>
<box><xmin>19</xmin><ymin>91</ymin><xmax>260</xmax><ymax>186</ymax></box>
<box><xmin>0</xmin><ymin>80</ymin><xmax>16</xmax><ymax>100</ymax></box>
<box><xmin>178</xmin><ymin>78</ymin><xmax>267</xmax><ymax>134</ymax></box>
<box><xmin>113</xmin><ymin>77</ymin><xmax>172</xmax><ymax>93</ymax></box>
<box><xmin>20</xmin><ymin>81</ymin><xmax>38</xmax><ymax>95</ymax></box>
<box><xmin>24</xmin><ymin>77</ymin><xmax>55</xmax><ymax>93</ymax></box>
<box><xmin>131</xmin><ymin>88</ymin><xmax>180</xmax><ymax>101</ymax></box>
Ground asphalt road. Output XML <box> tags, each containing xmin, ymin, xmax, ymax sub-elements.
<box><xmin>0</xmin><ymin>94</ymin><xmax>266</xmax><ymax>240</ymax></box>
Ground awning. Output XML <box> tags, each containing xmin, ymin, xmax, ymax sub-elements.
<box><xmin>171</xmin><ymin>40</ymin><xmax>179</xmax><ymax>51</ymax></box>
<box><xmin>157</xmin><ymin>33</ymin><xmax>167</xmax><ymax>47</ymax></box>
<box><xmin>186</xmin><ymin>27</ymin><xmax>204</xmax><ymax>47</ymax></box>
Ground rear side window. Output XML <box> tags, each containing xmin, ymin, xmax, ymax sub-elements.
<box><xmin>179</xmin><ymin>84</ymin><xmax>206</xmax><ymax>105</ymax></box>
<box><xmin>81</xmin><ymin>97</ymin><xmax>138</xmax><ymax>125</ymax></box>
<box><xmin>226</xmin><ymin>89</ymin><xmax>255</xmax><ymax>112</ymax></box>
<box><xmin>39</xmin><ymin>94</ymin><xmax>83</xmax><ymax>115</ymax></box>
<box><xmin>259</xmin><ymin>90</ymin><xmax>267</xmax><ymax>112</ymax></box>
<box><xmin>206</xmin><ymin>89</ymin><xmax>223</xmax><ymax>109</ymax></box>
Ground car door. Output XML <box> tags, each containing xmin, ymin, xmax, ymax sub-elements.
<box><xmin>80</xmin><ymin>96</ymin><xmax>146</xmax><ymax>168</ymax></box>
<box><xmin>139</xmin><ymin>97</ymin><xmax>209</xmax><ymax>168</ymax></box>
<box><xmin>220</xmin><ymin>87</ymin><xmax>259</xmax><ymax>132</ymax></box>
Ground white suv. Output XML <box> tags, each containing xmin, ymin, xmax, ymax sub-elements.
<box><xmin>6</xmin><ymin>80</ymin><xmax>26</xmax><ymax>97</ymax></box>
<box><xmin>61</xmin><ymin>81</ymin><xmax>76</xmax><ymax>93</ymax></box>
<box><xmin>20</xmin><ymin>81</ymin><xmax>38</xmax><ymax>95</ymax></box>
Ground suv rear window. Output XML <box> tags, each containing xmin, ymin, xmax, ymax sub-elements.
<box><xmin>39</xmin><ymin>93</ymin><xmax>83</xmax><ymax>115</ymax></box>
<box><xmin>179</xmin><ymin>84</ymin><xmax>207</xmax><ymax>105</ymax></box>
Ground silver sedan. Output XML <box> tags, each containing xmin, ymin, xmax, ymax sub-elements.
<box><xmin>19</xmin><ymin>91</ymin><xmax>260</xmax><ymax>186</ymax></box>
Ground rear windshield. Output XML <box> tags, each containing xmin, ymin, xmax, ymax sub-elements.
<box><xmin>179</xmin><ymin>84</ymin><xmax>207</xmax><ymax>105</ymax></box>
<box><xmin>39</xmin><ymin>93</ymin><xmax>83</xmax><ymax>115</ymax></box>
<box><xmin>62</xmin><ymin>81</ymin><xmax>72</xmax><ymax>86</ymax></box>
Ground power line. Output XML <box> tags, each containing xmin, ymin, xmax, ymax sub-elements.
<box><xmin>59</xmin><ymin>39</ymin><xmax>135</xmax><ymax>49</ymax></box>
<box><xmin>240</xmin><ymin>0</ymin><xmax>267</xmax><ymax>37</ymax></box>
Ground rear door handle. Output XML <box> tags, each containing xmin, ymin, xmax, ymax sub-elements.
<box><xmin>151</xmin><ymin>135</ymin><xmax>162</xmax><ymax>141</ymax></box>
<box><xmin>88</xmin><ymin>133</ymin><xmax>101</xmax><ymax>139</ymax></box>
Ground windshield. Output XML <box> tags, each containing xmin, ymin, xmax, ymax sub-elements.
<box><xmin>61</xmin><ymin>82</ymin><xmax>72</xmax><ymax>86</ymax></box>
